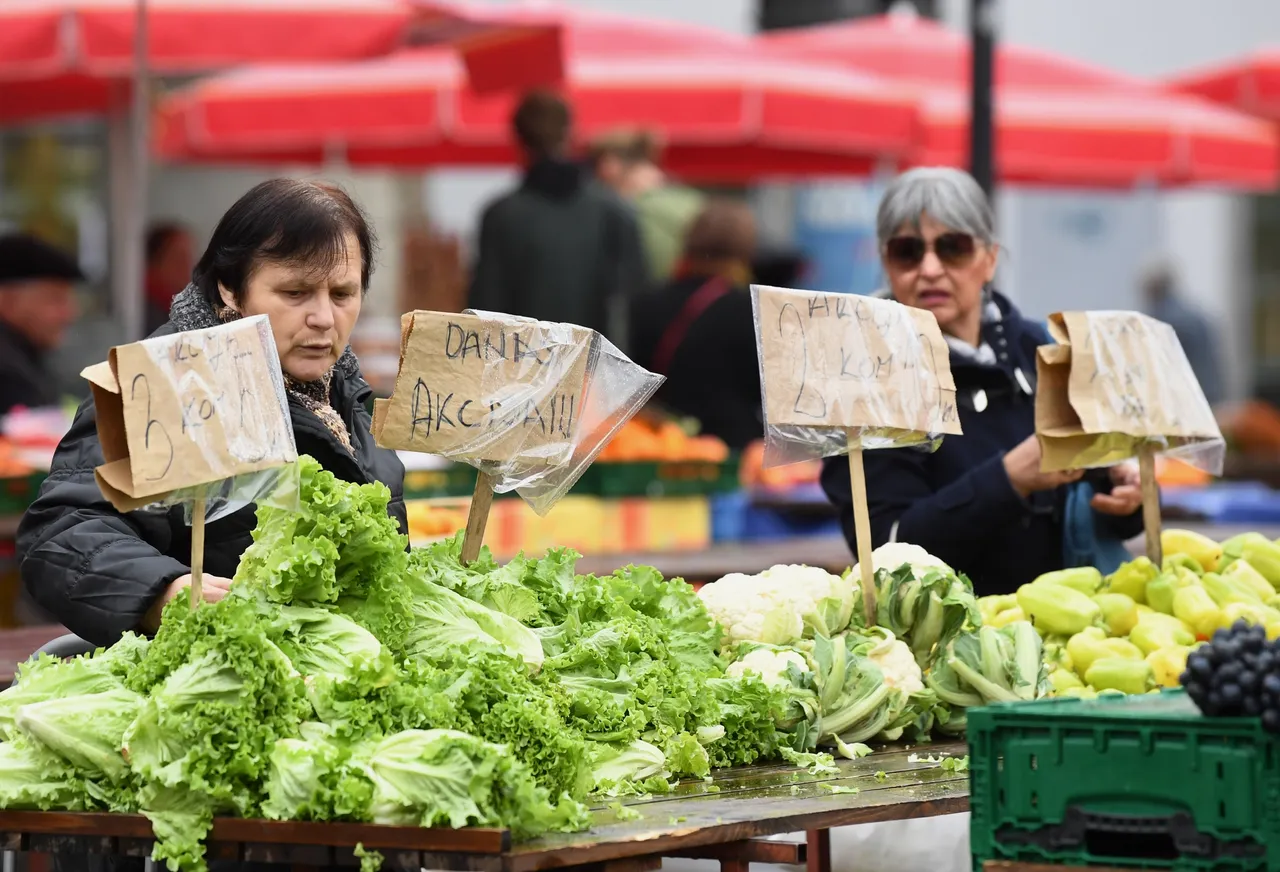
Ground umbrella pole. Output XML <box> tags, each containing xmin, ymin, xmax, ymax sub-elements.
<box><xmin>120</xmin><ymin>0</ymin><xmax>149</xmax><ymax>342</ymax></box>
<box><xmin>969</xmin><ymin>0</ymin><xmax>996</xmax><ymax>197</ymax></box>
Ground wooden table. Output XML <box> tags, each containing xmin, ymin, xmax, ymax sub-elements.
<box><xmin>0</xmin><ymin>742</ymin><xmax>970</xmax><ymax>872</ymax></box>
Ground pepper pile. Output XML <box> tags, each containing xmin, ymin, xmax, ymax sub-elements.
<box><xmin>980</xmin><ymin>529</ymin><xmax>1280</xmax><ymax>697</ymax></box>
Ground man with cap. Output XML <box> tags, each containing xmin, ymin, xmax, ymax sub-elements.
<box><xmin>0</xmin><ymin>233</ymin><xmax>82</xmax><ymax>416</ymax></box>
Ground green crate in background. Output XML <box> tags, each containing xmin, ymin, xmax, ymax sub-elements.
<box><xmin>968</xmin><ymin>689</ymin><xmax>1280</xmax><ymax>872</ymax></box>
<box><xmin>402</xmin><ymin>465</ymin><xmax>478</xmax><ymax>501</ymax></box>
<box><xmin>0</xmin><ymin>471</ymin><xmax>45</xmax><ymax>517</ymax></box>
<box><xmin>593</xmin><ymin>457</ymin><xmax>739</xmax><ymax>499</ymax></box>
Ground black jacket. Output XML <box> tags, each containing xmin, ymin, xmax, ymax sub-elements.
<box><xmin>17</xmin><ymin>322</ymin><xmax>407</xmax><ymax>646</ymax></box>
<box><xmin>630</xmin><ymin>274</ymin><xmax>763</xmax><ymax>450</ymax></box>
<box><xmin>469</xmin><ymin>158</ymin><xmax>648</xmax><ymax>341</ymax></box>
<box><xmin>0</xmin><ymin>320</ymin><xmax>59</xmax><ymax>415</ymax></box>
<box><xmin>821</xmin><ymin>292</ymin><xmax>1143</xmax><ymax>596</ymax></box>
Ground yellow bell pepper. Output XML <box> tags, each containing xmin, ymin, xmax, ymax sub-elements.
<box><xmin>979</xmin><ymin>594</ymin><xmax>1018</xmax><ymax>623</ymax></box>
<box><xmin>1200</xmin><ymin>572</ymin><xmax>1262</xmax><ymax>607</ymax></box>
<box><xmin>1033</xmin><ymin>567</ymin><xmax>1103</xmax><ymax>595</ymax></box>
<box><xmin>1146</xmin><ymin>568</ymin><xmax>1197</xmax><ymax>616</ymax></box>
<box><xmin>1066</xmin><ymin>628</ymin><xmax>1143</xmax><ymax>676</ymax></box>
<box><xmin>1093</xmin><ymin>592</ymin><xmax>1139</xmax><ymax>637</ymax></box>
<box><xmin>1086</xmin><ymin>657</ymin><xmax>1155</xmax><ymax>695</ymax></box>
<box><xmin>1129</xmin><ymin>613</ymin><xmax>1197</xmax><ymax>654</ymax></box>
<box><xmin>1162</xmin><ymin>529</ymin><xmax>1223</xmax><ymax>573</ymax></box>
<box><xmin>989</xmin><ymin>606</ymin><xmax>1027</xmax><ymax>629</ymax></box>
<box><xmin>1104</xmin><ymin>557</ymin><xmax>1157</xmax><ymax>604</ymax></box>
<box><xmin>1220</xmin><ymin>559</ymin><xmax>1277</xmax><ymax>602</ymax></box>
<box><xmin>1017</xmin><ymin>583</ymin><xmax>1102</xmax><ymax>636</ymax></box>
<box><xmin>1241</xmin><ymin>540</ymin><xmax>1280</xmax><ymax>587</ymax></box>
<box><xmin>1048</xmin><ymin>669</ymin><xmax>1084</xmax><ymax>694</ymax></box>
<box><xmin>1146</xmin><ymin>646</ymin><xmax>1191</xmax><ymax>688</ymax></box>
<box><xmin>1222</xmin><ymin>532</ymin><xmax>1270</xmax><ymax>563</ymax></box>
<box><xmin>1173</xmin><ymin>585</ymin><xmax>1222</xmax><ymax>638</ymax></box>
<box><xmin>1163</xmin><ymin>554</ymin><xmax>1206</xmax><ymax>577</ymax></box>
<box><xmin>1218</xmin><ymin>601</ymin><xmax>1280</xmax><ymax>631</ymax></box>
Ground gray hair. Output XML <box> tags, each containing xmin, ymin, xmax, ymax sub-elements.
<box><xmin>876</xmin><ymin>167</ymin><xmax>995</xmax><ymax>247</ymax></box>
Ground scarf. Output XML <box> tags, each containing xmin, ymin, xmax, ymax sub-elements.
<box><xmin>168</xmin><ymin>284</ymin><xmax>357</xmax><ymax>456</ymax></box>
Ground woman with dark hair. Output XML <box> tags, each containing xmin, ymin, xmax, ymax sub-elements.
<box><xmin>18</xmin><ymin>179</ymin><xmax>407</xmax><ymax>645</ymax></box>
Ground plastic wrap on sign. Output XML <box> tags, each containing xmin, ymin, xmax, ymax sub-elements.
<box><xmin>372</xmin><ymin>310</ymin><xmax>663</xmax><ymax>515</ymax></box>
<box><xmin>1036</xmin><ymin>310</ymin><xmax>1225</xmax><ymax>474</ymax></box>
<box><xmin>751</xmin><ymin>284</ymin><xmax>963</xmax><ymax>467</ymax></box>
<box><xmin>81</xmin><ymin>315</ymin><xmax>299</xmax><ymax>523</ymax></box>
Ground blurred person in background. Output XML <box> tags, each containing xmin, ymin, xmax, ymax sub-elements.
<box><xmin>590</xmin><ymin>129</ymin><xmax>705</xmax><ymax>284</ymax></box>
<box><xmin>20</xmin><ymin>179</ymin><xmax>407</xmax><ymax>646</ymax></box>
<box><xmin>1140</xmin><ymin>257</ymin><xmax>1224</xmax><ymax>407</ymax></box>
<box><xmin>630</xmin><ymin>197</ymin><xmax>762</xmax><ymax>449</ymax></box>
<box><xmin>145</xmin><ymin>222</ymin><xmax>195</xmax><ymax>335</ymax></box>
<box><xmin>469</xmin><ymin>90</ymin><xmax>647</xmax><ymax>340</ymax></box>
<box><xmin>821</xmin><ymin>168</ymin><xmax>1145</xmax><ymax>595</ymax></box>
<box><xmin>0</xmin><ymin>232</ymin><xmax>82</xmax><ymax>416</ymax></box>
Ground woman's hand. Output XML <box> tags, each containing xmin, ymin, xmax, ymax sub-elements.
<box><xmin>1002</xmin><ymin>434</ymin><xmax>1083</xmax><ymax>498</ymax></box>
<box><xmin>141</xmin><ymin>573</ymin><xmax>234</xmax><ymax>632</ymax></box>
<box><xmin>1091</xmin><ymin>462</ymin><xmax>1144</xmax><ymax>516</ymax></box>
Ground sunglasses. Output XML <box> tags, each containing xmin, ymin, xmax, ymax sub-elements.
<box><xmin>884</xmin><ymin>232</ymin><xmax>978</xmax><ymax>270</ymax></box>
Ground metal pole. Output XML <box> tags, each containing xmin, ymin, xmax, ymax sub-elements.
<box><xmin>122</xmin><ymin>0</ymin><xmax>149</xmax><ymax>341</ymax></box>
<box><xmin>969</xmin><ymin>0</ymin><xmax>995</xmax><ymax>196</ymax></box>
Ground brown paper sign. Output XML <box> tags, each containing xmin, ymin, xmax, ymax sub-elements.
<box><xmin>372</xmin><ymin>311</ymin><xmax>596</xmax><ymax>464</ymax></box>
<box><xmin>81</xmin><ymin>316</ymin><xmax>296</xmax><ymax>511</ymax></box>
<box><xmin>1036</xmin><ymin>310</ymin><xmax>1222</xmax><ymax>471</ymax></box>
<box><xmin>752</xmin><ymin>285</ymin><xmax>962</xmax><ymax>439</ymax></box>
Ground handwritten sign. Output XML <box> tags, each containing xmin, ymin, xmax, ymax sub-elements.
<box><xmin>1036</xmin><ymin>310</ymin><xmax>1223</xmax><ymax>472</ymax></box>
<box><xmin>372</xmin><ymin>311</ymin><xmax>596</xmax><ymax>464</ymax></box>
<box><xmin>752</xmin><ymin>285</ymin><xmax>962</xmax><ymax>440</ymax></box>
<box><xmin>81</xmin><ymin>316</ymin><xmax>296</xmax><ymax>511</ymax></box>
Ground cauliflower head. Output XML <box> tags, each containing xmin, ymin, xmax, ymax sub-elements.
<box><xmin>866</xmin><ymin>632</ymin><xmax>925</xmax><ymax>695</ymax></box>
<box><xmin>698</xmin><ymin>574</ymin><xmax>805</xmax><ymax>647</ymax></box>
<box><xmin>725</xmin><ymin>646</ymin><xmax>809</xmax><ymax>687</ymax></box>
<box><xmin>759</xmin><ymin>564</ymin><xmax>855</xmax><ymax>636</ymax></box>
<box><xmin>853</xmin><ymin>542</ymin><xmax>951</xmax><ymax>581</ymax></box>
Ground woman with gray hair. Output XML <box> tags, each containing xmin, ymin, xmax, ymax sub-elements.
<box><xmin>820</xmin><ymin>167</ymin><xmax>1145</xmax><ymax>595</ymax></box>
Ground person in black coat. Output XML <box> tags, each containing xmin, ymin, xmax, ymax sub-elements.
<box><xmin>630</xmin><ymin>197</ymin><xmax>763</xmax><ymax>449</ymax></box>
<box><xmin>821</xmin><ymin>168</ymin><xmax>1145</xmax><ymax>595</ymax></box>
<box><xmin>18</xmin><ymin>179</ymin><xmax>407</xmax><ymax>646</ymax></box>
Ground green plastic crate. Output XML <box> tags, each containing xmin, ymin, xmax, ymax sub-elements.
<box><xmin>0</xmin><ymin>471</ymin><xmax>45</xmax><ymax>517</ymax></box>
<box><xmin>592</xmin><ymin>457</ymin><xmax>739</xmax><ymax>499</ymax></box>
<box><xmin>969</xmin><ymin>689</ymin><xmax>1280</xmax><ymax>872</ymax></box>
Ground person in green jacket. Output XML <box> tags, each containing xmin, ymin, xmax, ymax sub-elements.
<box><xmin>590</xmin><ymin>130</ymin><xmax>705</xmax><ymax>285</ymax></box>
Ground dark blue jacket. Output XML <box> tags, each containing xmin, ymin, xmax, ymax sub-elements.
<box><xmin>820</xmin><ymin>292</ymin><xmax>1143</xmax><ymax>596</ymax></box>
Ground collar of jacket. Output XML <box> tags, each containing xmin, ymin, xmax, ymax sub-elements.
<box><xmin>521</xmin><ymin>157</ymin><xmax>585</xmax><ymax>200</ymax></box>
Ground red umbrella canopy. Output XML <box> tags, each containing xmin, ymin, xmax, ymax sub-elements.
<box><xmin>0</xmin><ymin>0</ymin><xmax>563</xmax><ymax>124</ymax></box>
<box><xmin>760</xmin><ymin>10</ymin><xmax>1279</xmax><ymax>189</ymax></box>
<box><xmin>154</xmin><ymin>45</ymin><xmax>921</xmax><ymax>183</ymax></box>
<box><xmin>1167</xmin><ymin>49</ymin><xmax>1280</xmax><ymax>120</ymax></box>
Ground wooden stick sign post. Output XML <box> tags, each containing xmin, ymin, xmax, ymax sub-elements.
<box><xmin>82</xmin><ymin>316</ymin><xmax>297</xmax><ymax>607</ymax></box>
<box><xmin>372</xmin><ymin>311</ymin><xmax>600</xmax><ymax>564</ymax></box>
<box><xmin>1035</xmin><ymin>310</ymin><xmax>1225</xmax><ymax>566</ymax></box>
<box><xmin>751</xmin><ymin>286</ymin><xmax>962</xmax><ymax>622</ymax></box>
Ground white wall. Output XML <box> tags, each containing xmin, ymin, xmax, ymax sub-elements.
<box><xmin>940</xmin><ymin>0</ymin><xmax>1280</xmax><ymax>398</ymax></box>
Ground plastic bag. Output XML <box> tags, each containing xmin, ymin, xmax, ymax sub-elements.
<box><xmin>372</xmin><ymin>310</ymin><xmax>663</xmax><ymax>516</ymax></box>
<box><xmin>750</xmin><ymin>284</ymin><xmax>962</xmax><ymax>468</ymax></box>
<box><xmin>85</xmin><ymin>315</ymin><xmax>300</xmax><ymax>524</ymax></box>
<box><xmin>1038</xmin><ymin>310</ymin><xmax>1224</xmax><ymax>475</ymax></box>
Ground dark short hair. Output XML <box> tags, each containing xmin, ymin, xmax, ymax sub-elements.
<box><xmin>192</xmin><ymin>179</ymin><xmax>376</xmax><ymax>308</ymax></box>
<box><xmin>511</xmin><ymin>90</ymin><xmax>571</xmax><ymax>157</ymax></box>
<box><xmin>145</xmin><ymin>222</ymin><xmax>189</xmax><ymax>265</ymax></box>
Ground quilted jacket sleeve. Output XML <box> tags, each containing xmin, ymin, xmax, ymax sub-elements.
<box><xmin>17</xmin><ymin>398</ymin><xmax>190</xmax><ymax>646</ymax></box>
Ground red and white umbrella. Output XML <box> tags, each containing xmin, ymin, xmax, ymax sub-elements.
<box><xmin>154</xmin><ymin>43</ymin><xmax>920</xmax><ymax>182</ymax></box>
<box><xmin>1166</xmin><ymin>49</ymin><xmax>1280</xmax><ymax>121</ymax></box>
<box><xmin>760</xmin><ymin>11</ymin><xmax>1279</xmax><ymax>189</ymax></box>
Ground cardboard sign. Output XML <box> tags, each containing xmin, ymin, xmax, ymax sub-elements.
<box><xmin>752</xmin><ymin>285</ymin><xmax>962</xmax><ymax>440</ymax></box>
<box><xmin>1036</xmin><ymin>310</ymin><xmax>1223</xmax><ymax>471</ymax></box>
<box><xmin>372</xmin><ymin>311</ymin><xmax>596</xmax><ymax>464</ymax></box>
<box><xmin>82</xmin><ymin>316</ymin><xmax>296</xmax><ymax>511</ymax></box>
